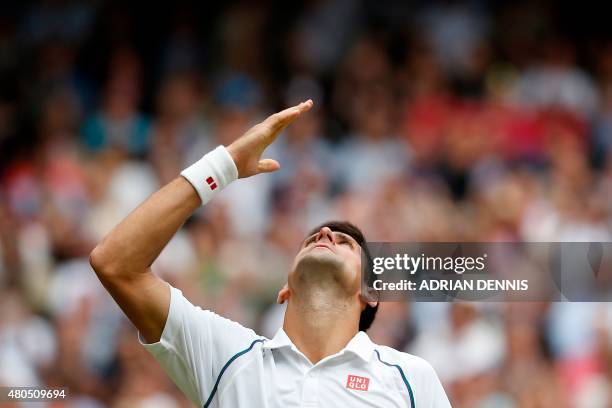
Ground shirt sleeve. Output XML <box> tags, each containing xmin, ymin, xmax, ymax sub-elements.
<box><xmin>138</xmin><ymin>284</ymin><xmax>260</xmax><ymax>406</ymax></box>
<box><xmin>410</xmin><ymin>357</ymin><xmax>452</xmax><ymax>408</ymax></box>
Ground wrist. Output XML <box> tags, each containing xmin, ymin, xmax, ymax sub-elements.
<box><xmin>180</xmin><ymin>145</ymin><xmax>238</xmax><ymax>205</ymax></box>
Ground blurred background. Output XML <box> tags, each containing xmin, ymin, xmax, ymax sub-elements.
<box><xmin>1</xmin><ymin>0</ymin><xmax>612</xmax><ymax>406</ymax></box>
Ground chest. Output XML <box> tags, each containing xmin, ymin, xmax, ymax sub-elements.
<box><xmin>212</xmin><ymin>348</ymin><xmax>412</xmax><ymax>408</ymax></box>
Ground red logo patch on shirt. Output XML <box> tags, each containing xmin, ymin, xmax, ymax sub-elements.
<box><xmin>346</xmin><ymin>374</ymin><xmax>370</xmax><ymax>391</ymax></box>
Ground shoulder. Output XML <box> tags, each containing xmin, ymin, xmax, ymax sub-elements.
<box><xmin>162</xmin><ymin>285</ymin><xmax>262</xmax><ymax>350</ymax></box>
<box><xmin>373</xmin><ymin>344</ymin><xmax>451</xmax><ymax>407</ymax></box>
<box><xmin>374</xmin><ymin>345</ymin><xmax>434</xmax><ymax>371</ymax></box>
<box><xmin>373</xmin><ymin>345</ymin><xmax>440</xmax><ymax>380</ymax></box>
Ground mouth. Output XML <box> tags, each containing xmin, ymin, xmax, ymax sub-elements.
<box><xmin>312</xmin><ymin>243</ymin><xmax>335</xmax><ymax>253</ymax></box>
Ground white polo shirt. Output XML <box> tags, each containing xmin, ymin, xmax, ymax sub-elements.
<box><xmin>140</xmin><ymin>285</ymin><xmax>451</xmax><ymax>408</ymax></box>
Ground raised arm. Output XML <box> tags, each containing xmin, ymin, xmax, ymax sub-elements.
<box><xmin>89</xmin><ymin>100</ymin><xmax>313</xmax><ymax>343</ymax></box>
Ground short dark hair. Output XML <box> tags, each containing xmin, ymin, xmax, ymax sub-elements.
<box><xmin>307</xmin><ymin>221</ymin><xmax>378</xmax><ymax>332</ymax></box>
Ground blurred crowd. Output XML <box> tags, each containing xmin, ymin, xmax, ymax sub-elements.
<box><xmin>1</xmin><ymin>1</ymin><xmax>612</xmax><ymax>407</ymax></box>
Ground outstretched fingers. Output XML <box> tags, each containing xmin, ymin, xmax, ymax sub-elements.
<box><xmin>253</xmin><ymin>100</ymin><xmax>313</xmax><ymax>174</ymax></box>
<box><xmin>265</xmin><ymin>99</ymin><xmax>314</xmax><ymax>134</ymax></box>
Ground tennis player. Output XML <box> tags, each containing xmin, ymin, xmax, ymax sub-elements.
<box><xmin>90</xmin><ymin>100</ymin><xmax>451</xmax><ymax>407</ymax></box>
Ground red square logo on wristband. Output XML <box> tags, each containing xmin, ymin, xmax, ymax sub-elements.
<box><xmin>206</xmin><ymin>177</ymin><xmax>217</xmax><ymax>190</ymax></box>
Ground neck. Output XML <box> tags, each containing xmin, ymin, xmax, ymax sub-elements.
<box><xmin>283</xmin><ymin>285</ymin><xmax>361</xmax><ymax>364</ymax></box>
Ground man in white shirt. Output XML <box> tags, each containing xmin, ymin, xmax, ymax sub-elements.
<box><xmin>90</xmin><ymin>100</ymin><xmax>451</xmax><ymax>407</ymax></box>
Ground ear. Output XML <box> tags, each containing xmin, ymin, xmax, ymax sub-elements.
<box><xmin>359</xmin><ymin>288</ymin><xmax>378</xmax><ymax>308</ymax></box>
<box><xmin>277</xmin><ymin>284</ymin><xmax>290</xmax><ymax>304</ymax></box>
<box><xmin>360</xmin><ymin>297</ymin><xmax>378</xmax><ymax>308</ymax></box>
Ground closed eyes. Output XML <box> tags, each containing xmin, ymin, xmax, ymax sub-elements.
<box><xmin>302</xmin><ymin>232</ymin><xmax>356</xmax><ymax>248</ymax></box>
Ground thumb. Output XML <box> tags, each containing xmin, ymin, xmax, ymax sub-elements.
<box><xmin>257</xmin><ymin>158</ymin><xmax>281</xmax><ymax>174</ymax></box>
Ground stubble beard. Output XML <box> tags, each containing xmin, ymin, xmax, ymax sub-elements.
<box><xmin>291</xmin><ymin>251</ymin><xmax>355</xmax><ymax>312</ymax></box>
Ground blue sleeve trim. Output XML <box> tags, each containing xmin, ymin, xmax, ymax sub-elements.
<box><xmin>203</xmin><ymin>338</ymin><xmax>266</xmax><ymax>408</ymax></box>
<box><xmin>374</xmin><ymin>349</ymin><xmax>416</xmax><ymax>408</ymax></box>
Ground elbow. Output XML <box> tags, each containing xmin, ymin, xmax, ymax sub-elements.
<box><xmin>89</xmin><ymin>244</ymin><xmax>117</xmax><ymax>279</ymax></box>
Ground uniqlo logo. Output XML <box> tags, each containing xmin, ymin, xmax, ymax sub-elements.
<box><xmin>346</xmin><ymin>374</ymin><xmax>370</xmax><ymax>391</ymax></box>
<box><xmin>206</xmin><ymin>176</ymin><xmax>217</xmax><ymax>190</ymax></box>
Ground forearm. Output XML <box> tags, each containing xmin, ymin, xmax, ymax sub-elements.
<box><xmin>88</xmin><ymin>102</ymin><xmax>311</xmax><ymax>343</ymax></box>
<box><xmin>90</xmin><ymin>177</ymin><xmax>200</xmax><ymax>278</ymax></box>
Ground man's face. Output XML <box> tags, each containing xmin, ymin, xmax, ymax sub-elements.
<box><xmin>287</xmin><ymin>226</ymin><xmax>363</xmax><ymax>297</ymax></box>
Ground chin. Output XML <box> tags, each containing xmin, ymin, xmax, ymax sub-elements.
<box><xmin>293</xmin><ymin>251</ymin><xmax>348</xmax><ymax>286</ymax></box>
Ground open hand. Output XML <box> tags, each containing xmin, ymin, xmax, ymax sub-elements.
<box><xmin>226</xmin><ymin>100</ymin><xmax>314</xmax><ymax>178</ymax></box>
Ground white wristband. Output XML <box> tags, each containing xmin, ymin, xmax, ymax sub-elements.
<box><xmin>180</xmin><ymin>145</ymin><xmax>239</xmax><ymax>205</ymax></box>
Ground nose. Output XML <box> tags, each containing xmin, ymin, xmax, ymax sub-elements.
<box><xmin>316</xmin><ymin>227</ymin><xmax>335</xmax><ymax>244</ymax></box>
